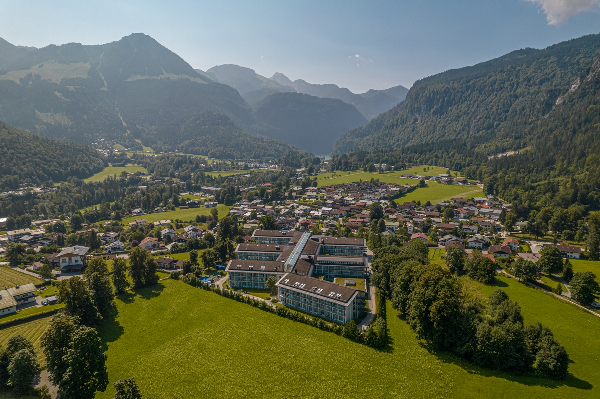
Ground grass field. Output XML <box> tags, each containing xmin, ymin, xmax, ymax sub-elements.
<box><xmin>120</xmin><ymin>205</ymin><xmax>231</xmax><ymax>224</ymax></box>
<box><xmin>316</xmin><ymin>166</ymin><xmax>457</xmax><ymax>187</ymax></box>
<box><xmin>205</xmin><ymin>169</ymin><xmax>264</xmax><ymax>177</ymax></box>
<box><xmin>92</xmin><ymin>277</ymin><xmax>600</xmax><ymax>399</ymax></box>
<box><xmin>84</xmin><ymin>166</ymin><xmax>148</xmax><ymax>183</ymax></box>
<box><xmin>570</xmin><ymin>259</ymin><xmax>600</xmax><ymax>284</ymax></box>
<box><xmin>0</xmin><ymin>266</ymin><xmax>43</xmax><ymax>287</ymax></box>
<box><xmin>396</xmin><ymin>183</ymin><xmax>484</xmax><ymax>204</ymax></box>
<box><xmin>0</xmin><ymin>317</ymin><xmax>51</xmax><ymax>362</ymax></box>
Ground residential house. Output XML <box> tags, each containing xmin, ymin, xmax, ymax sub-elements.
<box><xmin>101</xmin><ymin>232</ymin><xmax>119</xmax><ymax>244</ymax></box>
<box><xmin>411</xmin><ymin>232</ymin><xmax>428</xmax><ymax>242</ymax></box>
<box><xmin>139</xmin><ymin>237</ymin><xmax>159</xmax><ymax>251</ymax></box>
<box><xmin>488</xmin><ymin>245</ymin><xmax>511</xmax><ymax>258</ymax></box>
<box><xmin>155</xmin><ymin>257</ymin><xmax>183</xmax><ymax>270</ymax></box>
<box><xmin>105</xmin><ymin>241</ymin><xmax>124</xmax><ymax>254</ymax></box>
<box><xmin>503</xmin><ymin>238</ymin><xmax>520</xmax><ymax>251</ymax></box>
<box><xmin>161</xmin><ymin>228</ymin><xmax>177</xmax><ymax>240</ymax></box>
<box><xmin>57</xmin><ymin>246</ymin><xmax>89</xmax><ymax>272</ymax></box>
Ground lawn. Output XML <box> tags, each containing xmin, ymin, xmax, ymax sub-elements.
<box><xmin>316</xmin><ymin>170</ymin><xmax>419</xmax><ymax>187</ymax></box>
<box><xmin>395</xmin><ymin>182</ymin><xmax>484</xmax><ymax>204</ymax></box>
<box><xmin>84</xmin><ymin>166</ymin><xmax>148</xmax><ymax>183</ymax></box>
<box><xmin>0</xmin><ymin>317</ymin><xmax>51</xmax><ymax>363</ymax></box>
<box><xmin>0</xmin><ymin>266</ymin><xmax>43</xmax><ymax>287</ymax></box>
<box><xmin>120</xmin><ymin>205</ymin><xmax>231</xmax><ymax>224</ymax></box>
<box><xmin>93</xmin><ymin>277</ymin><xmax>600</xmax><ymax>399</ymax></box>
<box><xmin>570</xmin><ymin>259</ymin><xmax>600</xmax><ymax>285</ymax></box>
<box><xmin>0</xmin><ymin>303</ymin><xmax>64</xmax><ymax>324</ymax></box>
<box><xmin>205</xmin><ymin>169</ymin><xmax>264</xmax><ymax>177</ymax></box>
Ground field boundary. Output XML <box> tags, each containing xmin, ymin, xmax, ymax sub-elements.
<box><xmin>0</xmin><ymin>308</ymin><xmax>60</xmax><ymax>330</ymax></box>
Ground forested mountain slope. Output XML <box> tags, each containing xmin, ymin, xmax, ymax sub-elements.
<box><xmin>0</xmin><ymin>122</ymin><xmax>106</xmax><ymax>189</ymax></box>
<box><xmin>333</xmin><ymin>34</ymin><xmax>600</xmax><ymax>154</ymax></box>
<box><xmin>270</xmin><ymin>72</ymin><xmax>408</xmax><ymax>120</ymax></box>
<box><xmin>248</xmin><ymin>92</ymin><xmax>367</xmax><ymax>154</ymax></box>
<box><xmin>0</xmin><ymin>33</ymin><xmax>259</xmax><ymax>152</ymax></box>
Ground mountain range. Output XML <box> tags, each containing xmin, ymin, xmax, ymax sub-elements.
<box><xmin>0</xmin><ymin>33</ymin><xmax>400</xmax><ymax>156</ymax></box>
<box><xmin>198</xmin><ymin>64</ymin><xmax>408</xmax><ymax>120</ymax></box>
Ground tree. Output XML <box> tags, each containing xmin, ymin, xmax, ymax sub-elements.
<box><xmin>112</xmin><ymin>258</ymin><xmax>130</xmax><ymax>295</ymax></box>
<box><xmin>266</xmin><ymin>276</ymin><xmax>277</xmax><ymax>295</ymax></box>
<box><xmin>143</xmin><ymin>257</ymin><xmax>159</xmax><ymax>287</ymax></box>
<box><xmin>562</xmin><ymin>258</ymin><xmax>574</xmax><ymax>282</ymax></box>
<box><xmin>87</xmin><ymin>272</ymin><xmax>114</xmax><ymax>318</ymax></box>
<box><xmin>465</xmin><ymin>250</ymin><xmax>496</xmax><ymax>284</ymax></box>
<box><xmin>258</xmin><ymin>215</ymin><xmax>277</xmax><ymax>230</ymax></box>
<box><xmin>587</xmin><ymin>212</ymin><xmax>600</xmax><ymax>260</ymax></box>
<box><xmin>85</xmin><ymin>258</ymin><xmax>109</xmax><ymax>277</ymax></box>
<box><xmin>200</xmin><ymin>249</ymin><xmax>216</xmax><ymax>270</ymax></box>
<box><xmin>39</xmin><ymin>262</ymin><xmax>53</xmax><ymax>279</ymax></box>
<box><xmin>474</xmin><ymin>289</ymin><xmax>529</xmax><ymax>373</ymax></box>
<box><xmin>6</xmin><ymin>243</ymin><xmax>26</xmax><ymax>266</ymax></box>
<box><xmin>210</xmin><ymin>207</ymin><xmax>219</xmax><ymax>222</ymax></box>
<box><xmin>70</xmin><ymin>213</ymin><xmax>83</xmax><ymax>232</ymax></box>
<box><xmin>41</xmin><ymin>314</ymin><xmax>80</xmax><ymax>386</ymax></box>
<box><xmin>443</xmin><ymin>207</ymin><xmax>454</xmax><ymax>220</ymax></box>
<box><xmin>512</xmin><ymin>258</ymin><xmax>537</xmax><ymax>282</ymax></box>
<box><xmin>504</xmin><ymin>212</ymin><xmax>517</xmax><ymax>232</ymax></box>
<box><xmin>445</xmin><ymin>245</ymin><xmax>465</xmax><ymax>275</ymax></box>
<box><xmin>8</xmin><ymin>349</ymin><xmax>39</xmax><ymax>392</ymax></box>
<box><xmin>189</xmin><ymin>250</ymin><xmax>198</xmax><ymax>266</ymax></box>
<box><xmin>538</xmin><ymin>246</ymin><xmax>564</xmax><ymax>275</ymax></box>
<box><xmin>341</xmin><ymin>320</ymin><xmax>361</xmax><ymax>341</ymax></box>
<box><xmin>59</xmin><ymin>326</ymin><xmax>109</xmax><ymax>399</ymax></box>
<box><xmin>113</xmin><ymin>377</ymin><xmax>142</xmax><ymax>399</ymax></box>
<box><xmin>58</xmin><ymin>276</ymin><xmax>102</xmax><ymax>327</ymax></box>
<box><xmin>6</xmin><ymin>335</ymin><xmax>35</xmax><ymax>358</ymax></box>
<box><xmin>524</xmin><ymin>323</ymin><xmax>569</xmax><ymax>379</ymax></box>
<box><xmin>128</xmin><ymin>247</ymin><xmax>148</xmax><ymax>289</ymax></box>
<box><xmin>369</xmin><ymin>203</ymin><xmax>384</xmax><ymax>220</ymax></box>
<box><xmin>569</xmin><ymin>271</ymin><xmax>599</xmax><ymax>305</ymax></box>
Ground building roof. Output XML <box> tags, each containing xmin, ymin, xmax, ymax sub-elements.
<box><xmin>276</xmin><ymin>273</ymin><xmax>359</xmax><ymax>304</ymax></box>
<box><xmin>226</xmin><ymin>260</ymin><xmax>285</xmax><ymax>273</ymax></box>
<box><xmin>0</xmin><ymin>290</ymin><xmax>17</xmax><ymax>309</ymax></box>
<box><xmin>7</xmin><ymin>283</ymin><xmax>36</xmax><ymax>297</ymax></box>
<box><xmin>251</xmin><ymin>230</ymin><xmax>300</xmax><ymax>238</ymax></box>
<box><xmin>236</xmin><ymin>243</ymin><xmax>285</xmax><ymax>252</ymax></box>
<box><xmin>57</xmin><ymin>246</ymin><xmax>89</xmax><ymax>257</ymax></box>
<box><xmin>517</xmin><ymin>253</ymin><xmax>541</xmax><ymax>262</ymax></box>
<box><xmin>488</xmin><ymin>245</ymin><xmax>511</xmax><ymax>255</ymax></box>
<box><xmin>315</xmin><ymin>236</ymin><xmax>365</xmax><ymax>246</ymax></box>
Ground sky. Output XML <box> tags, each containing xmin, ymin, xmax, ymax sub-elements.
<box><xmin>0</xmin><ymin>0</ymin><xmax>599</xmax><ymax>93</ymax></box>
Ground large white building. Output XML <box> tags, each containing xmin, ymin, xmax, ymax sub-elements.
<box><xmin>276</xmin><ymin>273</ymin><xmax>365</xmax><ymax>324</ymax></box>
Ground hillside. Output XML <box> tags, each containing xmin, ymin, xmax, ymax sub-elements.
<box><xmin>334</xmin><ymin>34</ymin><xmax>600</xmax><ymax>154</ymax></box>
<box><xmin>0</xmin><ymin>122</ymin><xmax>106</xmax><ymax>189</ymax></box>
<box><xmin>0</xmin><ymin>34</ymin><xmax>267</xmax><ymax>156</ymax></box>
<box><xmin>156</xmin><ymin>111</ymin><xmax>297</xmax><ymax>159</ymax></box>
<box><xmin>270</xmin><ymin>72</ymin><xmax>408</xmax><ymax>120</ymax></box>
<box><xmin>249</xmin><ymin>92</ymin><xmax>367</xmax><ymax>154</ymax></box>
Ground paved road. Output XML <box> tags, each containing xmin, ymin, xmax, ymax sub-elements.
<box><xmin>358</xmin><ymin>285</ymin><xmax>377</xmax><ymax>330</ymax></box>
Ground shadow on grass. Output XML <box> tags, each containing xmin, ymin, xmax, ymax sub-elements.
<box><xmin>431</xmin><ymin>349</ymin><xmax>592</xmax><ymax>390</ymax></box>
<box><xmin>491</xmin><ymin>278</ymin><xmax>509</xmax><ymax>288</ymax></box>
<box><xmin>97</xmin><ymin>308</ymin><xmax>125</xmax><ymax>352</ymax></box>
<box><xmin>136</xmin><ymin>282</ymin><xmax>164</xmax><ymax>300</ymax></box>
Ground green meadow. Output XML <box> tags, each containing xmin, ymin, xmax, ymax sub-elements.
<box><xmin>89</xmin><ymin>276</ymin><xmax>600</xmax><ymax>399</ymax></box>
<box><xmin>0</xmin><ymin>266</ymin><xmax>43</xmax><ymax>287</ymax></box>
<box><xmin>83</xmin><ymin>166</ymin><xmax>148</xmax><ymax>183</ymax></box>
<box><xmin>119</xmin><ymin>204</ymin><xmax>231</xmax><ymax>224</ymax></box>
<box><xmin>396</xmin><ymin>182</ymin><xmax>484</xmax><ymax>204</ymax></box>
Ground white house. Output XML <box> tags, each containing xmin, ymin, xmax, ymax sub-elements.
<box><xmin>105</xmin><ymin>240</ymin><xmax>125</xmax><ymax>254</ymax></box>
<box><xmin>161</xmin><ymin>228</ymin><xmax>177</xmax><ymax>240</ymax></box>
<box><xmin>57</xmin><ymin>246</ymin><xmax>89</xmax><ymax>272</ymax></box>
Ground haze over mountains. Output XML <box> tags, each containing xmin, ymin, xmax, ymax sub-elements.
<box><xmin>0</xmin><ymin>33</ymin><xmax>403</xmax><ymax>156</ymax></box>
<box><xmin>198</xmin><ymin>64</ymin><xmax>408</xmax><ymax>120</ymax></box>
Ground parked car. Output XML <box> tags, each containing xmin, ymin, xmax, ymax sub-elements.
<box><xmin>42</xmin><ymin>301</ymin><xmax>48</xmax><ymax>306</ymax></box>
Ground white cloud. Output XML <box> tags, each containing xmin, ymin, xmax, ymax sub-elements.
<box><xmin>349</xmin><ymin>54</ymin><xmax>373</xmax><ymax>67</ymax></box>
<box><xmin>525</xmin><ymin>0</ymin><xmax>599</xmax><ymax>25</ymax></box>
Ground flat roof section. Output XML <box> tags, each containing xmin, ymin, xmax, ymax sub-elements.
<box><xmin>316</xmin><ymin>236</ymin><xmax>366</xmax><ymax>246</ymax></box>
<box><xmin>236</xmin><ymin>243</ymin><xmax>285</xmax><ymax>253</ymax></box>
<box><xmin>277</xmin><ymin>273</ymin><xmax>359</xmax><ymax>304</ymax></box>
<box><xmin>226</xmin><ymin>260</ymin><xmax>285</xmax><ymax>273</ymax></box>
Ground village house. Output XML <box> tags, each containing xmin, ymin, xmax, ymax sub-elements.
<box><xmin>57</xmin><ymin>246</ymin><xmax>89</xmax><ymax>272</ymax></box>
<box><xmin>139</xmin><ymin>237</ymin><xmax>159</xmax><ymax>251</ymax></box>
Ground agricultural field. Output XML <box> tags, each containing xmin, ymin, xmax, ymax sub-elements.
<box><xmin>83</xmin><ymin>165</ymin><xmax>148</xmax><ymax>183</ymax></box>
<box><xmin>316</xmin><ymin>170</ymin><xmax>416</xmax><ymax>187</ymax></box>
<box><xmin>205</xmin><ymin>169</ymin><xmax>265</xmax><ymax>177</ymax></box>
<box><xmin>0</xmin><ymin>317</ymin><xmax>51</xmax><ymax>363</ymax></box>
<box><xmin>570</xmin><ymin>259</ymin><xmax>600</xmax><ymax>284</ymax></box>
<box><xmin>120</xmin><ymin>204</ymin><xmax>231</xmax><ymax>224</ymax></box>
<box><xmin>94</xmin><ymin>278</ymin><xmax>600</xmax><ymax>399</ymax></box>
<box><xmin>395</xmin><ymin>182</ymin><xmax>484</xmax><ymax>205</ymax></box>
<box><xmin>0</xmin><ymin>266</ymin><xmax>43</xmax><ymax>287</ymax></box>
